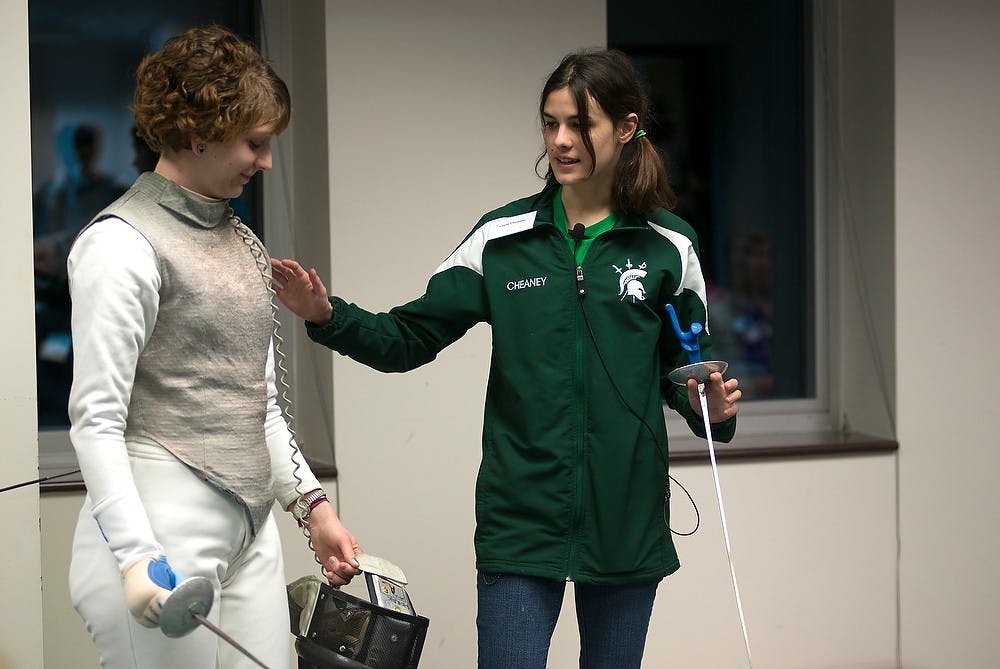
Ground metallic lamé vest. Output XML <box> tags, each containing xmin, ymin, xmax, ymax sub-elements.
<box><xmin>92</xmin><ymin>172</ymin><xmax>275</xmax><ymax>534</ymax></box>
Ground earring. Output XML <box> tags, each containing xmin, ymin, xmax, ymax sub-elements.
<box><xmin>197</xmin><ymin>144</ymin><xmax>206</xmax><ymax>154</ymax></box>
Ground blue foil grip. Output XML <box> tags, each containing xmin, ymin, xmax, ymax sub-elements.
<box><xmin>664</xmin><ymin>303</ymin><xmax>728</xmax><ymax>385</ymax></box>
<box><xmin>664</xmin><ymin>303</ymin><xmax>703</xmax><ymax>363</ymax></box>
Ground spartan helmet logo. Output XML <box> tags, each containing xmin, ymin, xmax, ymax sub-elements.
<box><xmin>613</xmin><ymin>259</ymin><xmax>648</xmax><ymax>302</ymax></box>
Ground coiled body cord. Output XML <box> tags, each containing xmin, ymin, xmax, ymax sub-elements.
<box><xmin>231</xmin><ymin>216</ymin><xmax>320</xmax><ymax>564</ymax></box>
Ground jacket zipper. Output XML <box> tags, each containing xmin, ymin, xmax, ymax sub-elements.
<box><xmin>567</xmin><ymin>231</ymin><xmax>587</xmax><ymax>580</ymax></box>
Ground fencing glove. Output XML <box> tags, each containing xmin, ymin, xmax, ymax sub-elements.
<box><xmin>123</xmin><ymin>554</ymin><xmax>180</xmax><ymax>628</ymax></box>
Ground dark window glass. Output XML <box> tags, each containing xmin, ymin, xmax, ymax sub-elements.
<box><xmin>610</xmin><ymin>0</ymin><xmax>812</xmax><ymax>401</ymax></box>
<box><xmin>30</xmin><ymin>0</ymin><xmax>259</xmax><ymax>428</ymax></box>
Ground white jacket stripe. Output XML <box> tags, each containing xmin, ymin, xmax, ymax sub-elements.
<box><xmin>648</xmin><ymin>221</ymin><xmax>711</xmax><ymax>333</ymax></box>
<box><xmin>434</xmin><ymin>211</ymin><xmax>537</xmax><ymax>276</ymax></box>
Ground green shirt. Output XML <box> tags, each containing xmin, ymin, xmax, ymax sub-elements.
<box><xmin>552</xmin><ymin>187</ymin><xmax>619</xmax><ymax>265</ymax></box>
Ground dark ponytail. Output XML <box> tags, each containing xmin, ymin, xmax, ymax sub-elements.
<box><xmin>537</xmin><ymin>49</ymin><xmax>676</xmax><ymax>215</ymax></box>
<box><xmin>614</xmin><ymin>132</ymin><xmax>676</xmax><ymax>213</ymax></box>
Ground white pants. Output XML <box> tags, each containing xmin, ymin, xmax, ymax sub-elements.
<box><xmin>69</xmin><ymin>442</ymin><xmax>292</xmax><ymax>669</ymax></box>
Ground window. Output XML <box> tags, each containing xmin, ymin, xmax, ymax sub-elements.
<box><xmin>30</xmin><ymin>0</ymin><xmax>261</xmax><ymax>482</ymax></box>
<box><xmin>611</xmin><ymin>0</ymin><xmax>837</xmax><ymax>435</ymax></box>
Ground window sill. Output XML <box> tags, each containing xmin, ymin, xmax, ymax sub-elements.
<box><xmin>38</xmin><ymin>464</ymin><xmax>339</xmax><ymax>495</ymax></box>
<box><xmin>669</xmin><ymin>429</ymin><xmax>898</xmax><ymax>463</ymax></box>
<box><xmin>39</xmin><ymin>464</ymin><xmax>337</xmax><ymax>494</ymax></box>
<box><xmin>39</xmin><ymin>433</ymin><xmax>895</xmax><ymax>494</ymax></box>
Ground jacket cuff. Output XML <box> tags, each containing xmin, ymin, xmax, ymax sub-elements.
<box><xmin>686</xmin><ymin>413</ymin><xmax>737</xmax><ymax>443</ymax></box>
<box><xmin>304</xmin><ymin>297</ymin><xmax>340</xmax><ymax>338</ymax></box>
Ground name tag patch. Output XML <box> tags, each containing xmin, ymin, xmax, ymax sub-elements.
<box><xmin>506</xmin><ymin>276</ymin><xmax>548</xmax><ymax>291</ymax></box>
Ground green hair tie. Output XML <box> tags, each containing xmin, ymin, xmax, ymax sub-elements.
<box><xmin>634</xmin><ymin>129</ymin><xmax>647</xmax><ymax>140</ymax></box>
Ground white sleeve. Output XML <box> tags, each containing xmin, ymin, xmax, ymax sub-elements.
<box><xmin>67</xmin><ymin>218</ymin><xmax>165</xmax><ymax>572</ymax></box>
<box><xmin>265</xmin><ymin>341</ymin><xmax>322</xmax><ymax>510</ymax></box>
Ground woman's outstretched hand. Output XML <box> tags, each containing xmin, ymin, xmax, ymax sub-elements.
<box><xmin>269</xmin><ymin>258</ymin><xmax>333</xmax><ymax>325</ymax></box>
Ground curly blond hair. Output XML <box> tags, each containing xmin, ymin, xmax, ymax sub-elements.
<box><xmin>133</xmin><ymin>25</ymin><xmax>290</xmax><ymax>153</ymax></box>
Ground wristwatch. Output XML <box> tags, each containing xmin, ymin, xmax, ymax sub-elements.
<box><xmin>292</xmin><ymin>488</ymin><xmax>328</xmax><ymax>526</ymax></box>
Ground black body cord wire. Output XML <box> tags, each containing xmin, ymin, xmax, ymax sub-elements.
<box><xmin>1</xmin><ymin>468</ymin><xmax>81</xmax><ymax>494</ymax></box>
<box><xmin>571</xmin><ymin>242</ymin><xmax>700</xmax><ymax>537</ymax></box>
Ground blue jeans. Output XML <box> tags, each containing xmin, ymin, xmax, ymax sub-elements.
<box><xmin>476</xmin><ymin>572</ymin><xmax>659</xmax><ymax>669</ymax></box>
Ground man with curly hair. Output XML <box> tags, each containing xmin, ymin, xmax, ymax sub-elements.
<box><xmin>66</xmin><ymin>25</ymin><xmax>360</xmax><ymax>668</ymax></box>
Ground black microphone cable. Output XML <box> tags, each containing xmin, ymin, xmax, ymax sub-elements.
<box><xmin>568</xmin><ymin>226</ymin><xmax>700</xmax><ymax>537</ymax></box>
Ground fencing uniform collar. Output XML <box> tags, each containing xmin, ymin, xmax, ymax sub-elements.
<box><xmin>134</xmin><ymin>171</ymin><xmax>231</xmax><ymax>229</ymax></box>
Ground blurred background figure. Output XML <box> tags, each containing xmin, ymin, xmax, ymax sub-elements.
<box><xmin>34</xmin><ymin>124</ymin><xmax>127</xmax><ymax>278</ymax></box>
<box><xmin>33</xmin><ymin>123</ymin><xmax>127</xmax><ymax>426</ymax></box>
<box><xmin>708</xmin><ymin>229</ymin><xmax>775</xmax><ymax>398</ymax></box>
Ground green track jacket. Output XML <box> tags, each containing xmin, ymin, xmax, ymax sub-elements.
<box><xmin>306</xmin><ymin>183</ymin><xmax>736</xmax><ymax>584</ymax></box>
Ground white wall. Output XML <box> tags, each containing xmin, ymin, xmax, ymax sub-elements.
<box><xmin>39</xmin><ymin>492</ymin><xmax>96</xmax><ymax>667</ymax></box>
<box><xmin>835</xmin><ymin>1</ymin><xmax>897</xmax><ymax>439</ymax></box>
<box><xmin>895</xmin><ymin>1</ymin><xmax>1000</xmax><ymax>667</ymax></box>
<box><xmin>0</xmin><ymin>2</ymin><xmax>42</xmax><ymax>668</ymax></box>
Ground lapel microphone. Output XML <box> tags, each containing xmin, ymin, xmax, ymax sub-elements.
<box><xmin>570</xmin><ymin>223</ymin><xmax>586</xmax><ymax>297</ymax></box>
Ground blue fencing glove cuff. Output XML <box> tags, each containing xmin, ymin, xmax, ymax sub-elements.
<box><xmin>123</xmin><ymin>554</ymin><xmax>182</xmax><ymax>628</ymax></box>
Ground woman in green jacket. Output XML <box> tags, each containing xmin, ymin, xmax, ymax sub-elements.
<box><xmin>272</xmin><ymin>48</ymin><xmax>741</xmax><ymax>669</ymax></box>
